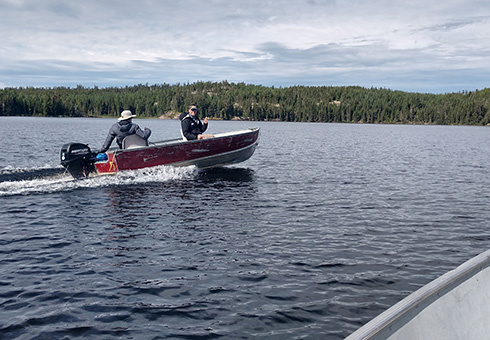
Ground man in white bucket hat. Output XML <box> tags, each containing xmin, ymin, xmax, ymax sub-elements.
<box><xmin>100</xmin><ymin>110</ymin><xmax>151</xmax><ymax>152</ymax></box>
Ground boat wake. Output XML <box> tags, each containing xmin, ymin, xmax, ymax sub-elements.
<box><xmin>0</xmin><ymin>165</ymin><xmax>196</xmax><ymax>197</ymax></box>
<box><xmin>0</xmin><ymin>166</ymin><xmax>66</xmax><ymax>182</ymax></box>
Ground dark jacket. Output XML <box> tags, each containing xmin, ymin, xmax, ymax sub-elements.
<box><xmin>180</xmin><ymin>114</ymin><xmax>207</xmax><ymax>140</ymax></box>
<box><xmin>101</xmin><ymin>120</ymin><xmax>151</xmax><ymax>152</ymax></box>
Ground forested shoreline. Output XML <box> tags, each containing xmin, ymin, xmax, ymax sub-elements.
<box><xmin>1</xmin><ymin>81</ymin><xmax>490</xmax><ymax>125</ymax></box>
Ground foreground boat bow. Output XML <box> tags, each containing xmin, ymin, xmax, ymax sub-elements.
<box><xmin>61</xmin><ymin>127</ymin><xmax>260</xmax><ymax>179</ymax></box>
<box><xmin>345</xmin><ymin>248</ymin><xmax>490</xmax><ymax>340</ymax></box>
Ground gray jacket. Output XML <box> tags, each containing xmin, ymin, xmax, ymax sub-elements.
<box><xmin>101</xmin><ymin>120</ymin><xmax>151</xmax><ymax>152</ymax></box>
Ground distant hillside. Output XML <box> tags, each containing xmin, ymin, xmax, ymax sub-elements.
<box><xmin>1</xmin><ymin>81</ymin><xmax>489</xmax><ymax>125</ymax></box>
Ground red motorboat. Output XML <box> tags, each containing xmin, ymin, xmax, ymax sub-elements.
<box><xmin>60</xmin><ymin>127</ymin><xmax>260</xmax><ymax>179</ymax></box>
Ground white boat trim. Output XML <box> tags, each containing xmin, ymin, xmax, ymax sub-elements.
<box><xmin>345</xmin><ymin>248</ymin><xmax>490</xmax><ymax>340</ymax></box>
<box><xmin>146</xmin><ymin>128</ymin><xmax>259</xmax><ymax>149</ymax></box>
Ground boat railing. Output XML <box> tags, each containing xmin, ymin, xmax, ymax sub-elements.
<box><xmin>345</xmin><ymin>248</ymin><xmax>490</xmax><ymax>340</ymax></box>
<box><xmin>111</xmin><ymin>128</ymin><xmax>259</xmax><ymax>152</ymax></box>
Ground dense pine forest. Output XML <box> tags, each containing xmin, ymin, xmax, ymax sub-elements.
<box><xmin>1</xmin><ymin>81</ymin><xmax>490</xmax><ymax>125</ymax></box>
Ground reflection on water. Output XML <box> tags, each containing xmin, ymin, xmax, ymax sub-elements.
<box><xmin>197</xmin><ymin>167</ymin><xmax>256</xmax><ymax>183</ymax></box>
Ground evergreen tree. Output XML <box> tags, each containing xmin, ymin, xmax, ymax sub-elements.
<box><xmin>1</xmin><ymin>82</ymin><xmax>489</xmax><ymax>126</ymax></box>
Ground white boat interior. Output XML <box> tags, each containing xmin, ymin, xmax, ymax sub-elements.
<box><xmin>117</xmin><ymin>128</ymin><xmax>259</xmax><ymax>151</ymax></box>
<box><xmin>345</xmin><ymin>248</ymin><xmax>490</xmax><ymax>340</ymax></box>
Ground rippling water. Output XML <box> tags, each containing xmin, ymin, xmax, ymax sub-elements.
<box><xmin>1</xmin><ymin>117</ymin><xmax>489</xmax><ymax>339</ymax></box>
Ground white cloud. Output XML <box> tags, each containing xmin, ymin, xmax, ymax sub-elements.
<box><xmin>1</xmin><ymin>0</ymin><xmax>490</xmax><ymax>92</ymax></box>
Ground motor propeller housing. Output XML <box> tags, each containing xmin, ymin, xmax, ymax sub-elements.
<box><xmin>60</xmin><ymin>143</ymin><xmax>97</xmax><ymax>179</ymax></box>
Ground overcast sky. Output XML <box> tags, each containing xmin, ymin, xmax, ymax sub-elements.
<box><xmin>1</xmin><ymin>0</ymin><xmax>489</xmax><ymax>93</ymax></box>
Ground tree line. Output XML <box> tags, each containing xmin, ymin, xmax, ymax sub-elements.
<box><xmin>1</xmin><ymin>81</ymin><xmax>490</xmax><ymax>125</ymax></box>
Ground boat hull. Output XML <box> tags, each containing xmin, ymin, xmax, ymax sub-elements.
<box><xmin>95</xmin><ymin>127</ymin><xmax>259</xmax><ymax>175</ymax></box>
<box><xmin>345</xmin><ymin>248</ymin><xmax>490</xmax><ymax>340</ymax></box>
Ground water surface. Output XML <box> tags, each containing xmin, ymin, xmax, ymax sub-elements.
<box><xmin>1</xmin><ymin>117</ymin><xmax>489</xmax><ymax>339</ymax></box>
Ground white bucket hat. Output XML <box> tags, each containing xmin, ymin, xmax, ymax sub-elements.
<box><xmin>118</xmin><ymin>110</ymin><xmax>136</xmax><ymax>120</ymax></box>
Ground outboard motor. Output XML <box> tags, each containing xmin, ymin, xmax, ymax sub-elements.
<box><xmin>60</xmin><ymin>143</ymin><xmax>97</xmax><ymax>179</ymax></box>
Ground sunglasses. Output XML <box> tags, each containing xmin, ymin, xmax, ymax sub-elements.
<box><xmin>190</xmin><ymin>108</ymin><xmax>197</xmax><ymax>112</ymax></box>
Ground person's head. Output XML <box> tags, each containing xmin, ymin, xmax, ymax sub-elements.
<box><xmin>118</xmin><ymin>110</ymin><xmax>136</xmax><ymax>121</ymax></box>
<box><xmin>188</xmin><ymin>105</ymin><xmax>198</xmax><ymax>116</ymax></box>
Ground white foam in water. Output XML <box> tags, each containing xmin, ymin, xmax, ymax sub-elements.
<box><xmin>0</xmin><ymin>165</ymin><xmax>196</xmax><ymax>196</ymax></box>
<box><xmin>1</xmin><ymin>164</ymin><xmax>58</xmax><ymax>173</ymax></box>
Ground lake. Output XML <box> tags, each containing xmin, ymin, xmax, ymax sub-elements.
<box><xmin>1</xmin><ymin>116</ymin><xmax>489</xmax><ymax>339</ymax></box>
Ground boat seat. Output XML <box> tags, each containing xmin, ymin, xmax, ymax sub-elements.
<box><xmin>180</xmin><ymin>129</ymin><xmax>188</xmax><ymax>141</ymax></box>
<box><xmin>122</xmin><ymin>134</ymin><xmax>149</xmax><ymax>149</ymax></box>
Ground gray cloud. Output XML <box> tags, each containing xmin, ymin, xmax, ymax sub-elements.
<box><xmin>1</xmin><ymin>0</ymin><xmax>489</xmax><ymax>93</ymax></box>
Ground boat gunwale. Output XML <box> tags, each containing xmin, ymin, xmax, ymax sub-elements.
<box><xmin>345</xmin><ymin>248</ymin><xmax>490</xmax><ymax>340</ymax></box>
<box><xmin>107</xmin><ymin>127</ymin><xmax>260</xmax><ymax>153</ymax></box>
